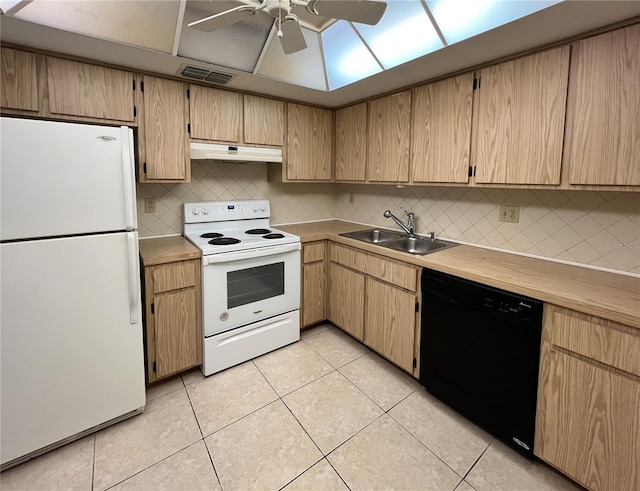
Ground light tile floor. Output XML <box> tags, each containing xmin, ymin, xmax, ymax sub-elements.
<box><xmin>1</xmin><ymin>323</ymin><xmax>583</xmax><ymax>491</ymax></box>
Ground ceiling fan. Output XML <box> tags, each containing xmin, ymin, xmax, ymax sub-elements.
<box><xmin>188</xmin><ymin>0</ymin><xmax>388</xmax><ymax>55</ymax></box>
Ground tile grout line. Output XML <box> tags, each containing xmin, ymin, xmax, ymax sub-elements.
<box><xmin>460</xmin><ymin>439</ymin><xmax>492</xmax><ymax>483</ymax></box>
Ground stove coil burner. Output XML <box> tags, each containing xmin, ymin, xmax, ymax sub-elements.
<box><xmin>200</xmin><ymin>232</ymin><xmax>223</xmax><ymax>239</ymax></box>
<box><xmin>263</xmin><ymin>233</ymin><xmax>285</xmax><ymax>239</ymax></box>
<box><xmin>245</xmin><ymin>228</ymin><xmax>271</xmax><ymax>235</ymax></box>
<box><xmin>208</xmin><ymin>237</ymin><xmax>241</xmax><ymax>245</ymax></box>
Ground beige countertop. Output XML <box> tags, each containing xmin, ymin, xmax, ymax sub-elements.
<box><xmin>277</xmin><ymin>220</ymin><xmax>640</xmax><ymax>329</ymax></box>
<box><xmin>139</xmin><ymin>236</ymin><xmax>201</xmax><ymax>266</ymax></box>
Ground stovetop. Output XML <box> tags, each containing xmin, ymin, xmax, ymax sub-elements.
<box><xmin>183</xmin><ymin>200</ymin><xmax>300</xmax><ymax>255</ymax></box>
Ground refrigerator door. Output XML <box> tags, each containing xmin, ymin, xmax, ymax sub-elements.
<box><xmin>0</xmin><ymin>232</ymin><xmax>145</xmax><ymax>466</ymax></box>
<box><xmin>0</xmin><ymin>117</ymin><xmax>136</xmax><ymax>241</ymax></box>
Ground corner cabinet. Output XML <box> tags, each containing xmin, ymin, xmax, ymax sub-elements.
<box><xmin>140</xmin><ymin>237</ymin><xmax>202</xmax><ymax>384</ymax></box>
<box><xmin>327</xmin><ymin>243</ymin><xmax>419</xmax><ymax>374</ymax></box>
<box><xmin>285</xmin><ymin>102</ymin><xmax>333</xmax><ymax>181</ymax></box>
<box><xmin>474</xmin><ymin>46</ymin><xmax>570</xmax><ymax>185</ymax></box>
<box><xmin>137</xmin><ymin>76</ymin><xmax>190</xmax><ymax>182</ymax></box>
<box><xmin>301</xmin><ymin>241</ymin><xmax>327</xmax><ymax>327</ymax></box>
<box><xmin>563</xmin><ymin>24</ymin><xmax>640</xmax><ymax>186</ymax></box>
<box><xmin>535</xmin><ymin>305</ymin><xmax>640</xmax><ymax>491</ymax></box>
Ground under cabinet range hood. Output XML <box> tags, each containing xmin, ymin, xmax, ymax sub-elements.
<box><xmin>190</xmin><ymin>143</ymin><xmax>282</xmax><ymax>163</ymax></box>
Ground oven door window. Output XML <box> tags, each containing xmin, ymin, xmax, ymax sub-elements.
<box><xmin>227</xmin><ymin>262</ymin><xmax>284</xmax><ymax>309</ymax></box>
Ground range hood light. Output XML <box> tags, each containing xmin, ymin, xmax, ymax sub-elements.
<box><xmin>190</xmin><ymin>143</ymin><xmax>283</xmax><ymax>163</ymax></box>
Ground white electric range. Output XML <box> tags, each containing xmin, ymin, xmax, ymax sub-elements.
<box><xmin>184</xmin><ymin>200</ymin><xmax>301</xmax><ymax>376</ymax></box>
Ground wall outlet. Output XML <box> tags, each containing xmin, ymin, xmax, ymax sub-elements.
<box><xmin>144</xmin><ymin>198</ymin><xmax>156</xmax><ymax>213</ymax></box>
<box><xmin>499</xmin><ymin>205</ymin><xmax>520</xmax><ymax>223</ymax></box>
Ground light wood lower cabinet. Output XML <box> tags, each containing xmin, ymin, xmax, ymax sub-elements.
<box><xmin>142</xmin><ymin>258</ymin><xmax>202</xmax><ymax>383</ymax></box>
<box><xmin>327</xmin><ymin>262</ymin><xmax>365</xmax><ymax>340</ymax></box>
<box><xmin>535</xmin><ymin>305</ymin><xmax>640</xmax><ymax>491</ymax></box>
<box><xmin>364</xmin><ymin>277</ymin><xmax>416</xmax><ymax>373</ymax></box>
<box><xmin>327</xmin><ymin>243</ymin><xmax>419</xmax><ymax>373</ymax></box>
<box><xmin>301</xmin><ymin>241</ymin><xmax>326</xmax><ymax>327</ymax></box>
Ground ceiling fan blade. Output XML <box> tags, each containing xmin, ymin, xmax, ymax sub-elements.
<box><xmin>279</xmin><ymin>18</ymin><xmax>307</xmax><ymax>54</ymax></box>
<box><xmin>188</xmin><ymin>5</ymin><xmax>254</xmax><ymax>32</ymax></box>
<box><xmin>311</xmin><ymin>0</ymin><xmax>387</xmax><ymax>26</ymax></box>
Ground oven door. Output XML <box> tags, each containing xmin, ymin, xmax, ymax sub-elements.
<box><xmin>202</xmin><ymin>242</ymin><xmax>301</xmax><ymax>336</ymax></box>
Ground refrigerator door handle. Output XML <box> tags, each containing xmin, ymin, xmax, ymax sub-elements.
<box><xmin>121</xmin><ymin>127</ymin><xmax>137</xmax><ymax>232</ymax></box>
<box><xmin>127</xmin><ymin>232</ymin><xmax>140</xmax><ymax>324</ymax></box>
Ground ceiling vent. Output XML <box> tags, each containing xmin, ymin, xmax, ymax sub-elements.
<box><xmin>179</xmin><ymin>65</ymin><xmax>234</xmax><ymax>85</ymax></box>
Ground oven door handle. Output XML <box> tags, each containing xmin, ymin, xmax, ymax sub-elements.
<box><xmin>202</xmin><ymin>242</ymin><xmax>301</xmax><ymax>265</ymax></box>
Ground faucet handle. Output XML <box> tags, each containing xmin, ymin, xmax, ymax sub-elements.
<box><xmin>400</xmin><ymin>207</ymin><xmax>413</xmax><ymax>217</ymax></box>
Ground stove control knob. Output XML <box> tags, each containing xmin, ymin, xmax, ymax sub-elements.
<box><xmin>252</xmin><ymin>205</ymin><xmax>258</xmax><ymax>212</ymax></box>
<box><xmin>192</xmin><ymin>208</ymin><xmax>199</xmax><ymax>215</ymax></box>
<box><xmin>202</xmin><ymin>208</ymin><xmax>209</xmax><ymax>215</ymax></box>
<box><xmin>260</xmin><ymin>204</ymin><xmax>267</xmax><ymax>211</ymax></box>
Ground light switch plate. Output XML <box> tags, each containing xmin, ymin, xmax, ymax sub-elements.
<box><xmin>499</xmin><ymin>205</ymin><xmax>519</xmax><ymax>223</ymax></box>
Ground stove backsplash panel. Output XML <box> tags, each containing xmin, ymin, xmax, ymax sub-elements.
<box><xmin>137</xmin><ymin>162</ymin><xmax>639</xmax><ymax>274</ymax></box>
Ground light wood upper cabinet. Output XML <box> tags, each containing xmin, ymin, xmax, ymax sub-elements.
<box><xmin>47</xmin><ymin>57</ymin><xmax>134</xmax><ymax>122</ymax></box>
<box><xmin>138</xmin><ymin>76</ymin><xmax>190</xmax><ymax>182</ymax></box>
<box><xmin>142</xmin><ymin>258</ymin><xmax>202</xmax><ymax>383</ymax></box>
<box><xmin>411</xmin><ymin>73</ymin><xmax>473</xmax><ymax>183</ymax></box>
<box><xmin>244</xmin><ymin>94</ymin><xmax>284</xmax><ymax>146</ymax></box>
<box><xmin>474</xmin><ymin>46</ymin><xmax>569</xmax><ymax>185</ymax></box>
<box><xmin>335</xmin><ymin>103</ymin><xmax>367</xmax><ymax>181</ymax></box>
<box><xmin>286</xmin><ymin>102</ymin><xmax>332</xmax><ymax>181</ymax></box>
<box><xmin>536</xmin><ymin>305</ymin><xmax>640</xmax><ymax>491</ymax></box>
<box><xmin>564</xmin><ymin>24</ymin><xmax>640</xmax><ymax>186</ymax></box>
<box><xmin>1</xmin><ymin>48</ymin><xmax>39</xmax><ymax>112</ymax></box>
<box><xmin>367</xmin><ymin>91</ymin><xmax>411</xmax><ymax>182</ymax></box>
<box><xmin>189</xmin><ymin>85</ymin><xmax>241</xmax><ymax>143</ymax></box>
<box><xmin>365</xmin><ymin>277</ymin><xmax>416</xmax><ymax>373</ymax></box>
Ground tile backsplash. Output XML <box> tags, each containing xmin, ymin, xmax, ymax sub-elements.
<box><xmin>137</xmin><ymin>163</ymin><xmax>640</xmax><ymax>275</ymax></box>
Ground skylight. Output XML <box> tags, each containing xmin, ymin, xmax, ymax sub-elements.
<box><xmin>6</xmin><ymin>0</ymin><xmax>563</xmax><ymax>92</ymax></box>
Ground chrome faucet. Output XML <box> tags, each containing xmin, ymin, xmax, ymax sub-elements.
<box><xmin>383</xmin><ymin>207</ymin><xmax>416</xmax><ymax>237</ymax></box>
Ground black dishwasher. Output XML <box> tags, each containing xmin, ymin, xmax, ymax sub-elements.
<box><xmin>420</xmin><ymin>268</ymin><xmax>543</xmax><ymax>456</ymax></box>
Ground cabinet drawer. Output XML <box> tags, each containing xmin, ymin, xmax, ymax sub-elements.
<box><xmin>152</xmin><ymin>260</ymin><xmax>198</xmax><ymax>294</ymax></box>
<box><xmin>303</xmin><ymin>241</ymin><xmax>325</xmax><ymax>263</ymax></box>
<box><xmin>329</xmin><ymin>243</ymin><xmax>367</xmax><ymax>272</ymax></box>
<box><xmin>364</xmin><ymin>253</ymin><xmax>417</xmax><ymax>292</ymax></box>
<box><xmin>550</xmin><ymin>307</ymin><xmax>640</xmax><ymax>377</ymax></box>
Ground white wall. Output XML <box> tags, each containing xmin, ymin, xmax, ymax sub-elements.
<box><xmin>137</xmin><ymin>163</ymin><xmax>640</xmax><ymax>275</ymax></box>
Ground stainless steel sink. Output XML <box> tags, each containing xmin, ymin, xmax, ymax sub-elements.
<box><xmin>339</xmin><ymin>229</ymin><xmax>457</xmax><ymax>255</ymax></box>
<box><xmin>340</xmin><ymin>228</ymin><xmax>406</xmax><ymax>244</ymax></box>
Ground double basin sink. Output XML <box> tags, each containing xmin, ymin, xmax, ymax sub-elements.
<box><xmin>339</xmin><ymin>228</ymin><xmax>457</xmax><ymax>256</ymax></box>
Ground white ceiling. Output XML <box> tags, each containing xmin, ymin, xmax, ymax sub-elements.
<box><xmin>1</xmin><ymin>1</ymin><xmax>640</xmax><ymax>107</ymax></box>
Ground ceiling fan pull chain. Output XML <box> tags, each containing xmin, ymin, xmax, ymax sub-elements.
<box><xmin>277</xmin><ymin>9</ymin><xmax>283</xmax><ymax>38</ymax></box>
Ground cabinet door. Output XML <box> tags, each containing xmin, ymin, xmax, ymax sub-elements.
<box><xmin>411</xmin><ymin>73</ymin><xmax>473</xmax><ymax>183</ymax></box>
<box><xmin>564</xmin><ymin>24</ymin><xmax>640</xmax><ymax>186</ymax></box>
<box><xmin>536</xmin><ymin>350</ymin><xmax>640</xmax><ymax>491</ymax></box>
<box><xmin>475</xmin><ymin>46</ymin><xmax>569</xmax><ymax>184</ymax></box>
<box><xmin>189</xmin><ymin>85</ymin><xmax>241</xmax><ymax>143</ymax></box>
<box><xmin>154</xmin><ymin>288</ymin><xmax>199</xmax><ymax>379</ymax></box>
<box><xmin>141</xmin><ymin>76</ymin><xmax>190</xmax><ymax>181</ymax></box>
<box><xmin>287</xmin><ymin>103</ymin><xmax>332</xmax><ymax>180</ymax></box>
<box><xmin>367</xmin><ymin>91</ymin><xmax>411</xmax><ymax>182</ymax></box>
<box><xmin>1</xmin><ymin>48</ymin><xmax>39</xmax><ymax>112</ymax></box>
<box><xmin>364</xmin><ymin>278</ymin><xmax>415</xmax><ymax>372</ymax></box>
<box><xmin>244</xmin><ymin>94</ymin><xmax>284</xmax><ymax>146</ymax></box>
<box><xmin>327</xmin><ymin>262</ymin><xmax>364</xmax><ymax>340</ymax></box>
<box><xmin>303</xmin><ymin>262</ymin><xmax>326</xmax><ymax>326</ymax></box>
<box><xmin>335</xmin><ymin>103</ymin><xmax>367</xmax><ymax>181</ymax></box>
<box><xmin>47</xmin><ymin>57</ymin><xmax>134</xmax><ymax>122</ymax></box>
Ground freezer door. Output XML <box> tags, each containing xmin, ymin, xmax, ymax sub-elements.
<box><xmin>0</xmin><ymin>232</ymin><xmax>145</xmax><ymax>465</ymax></box>
<box><xmin>0</xmin><ymin>117</ymin><xmax>136</xmax><ymax>241</ymax></box>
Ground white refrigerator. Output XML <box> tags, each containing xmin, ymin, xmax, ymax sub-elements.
<box><xmin>0</xmin><ymin>117</ymin><xmax>146</xmax><ymax>469</ymax></box>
